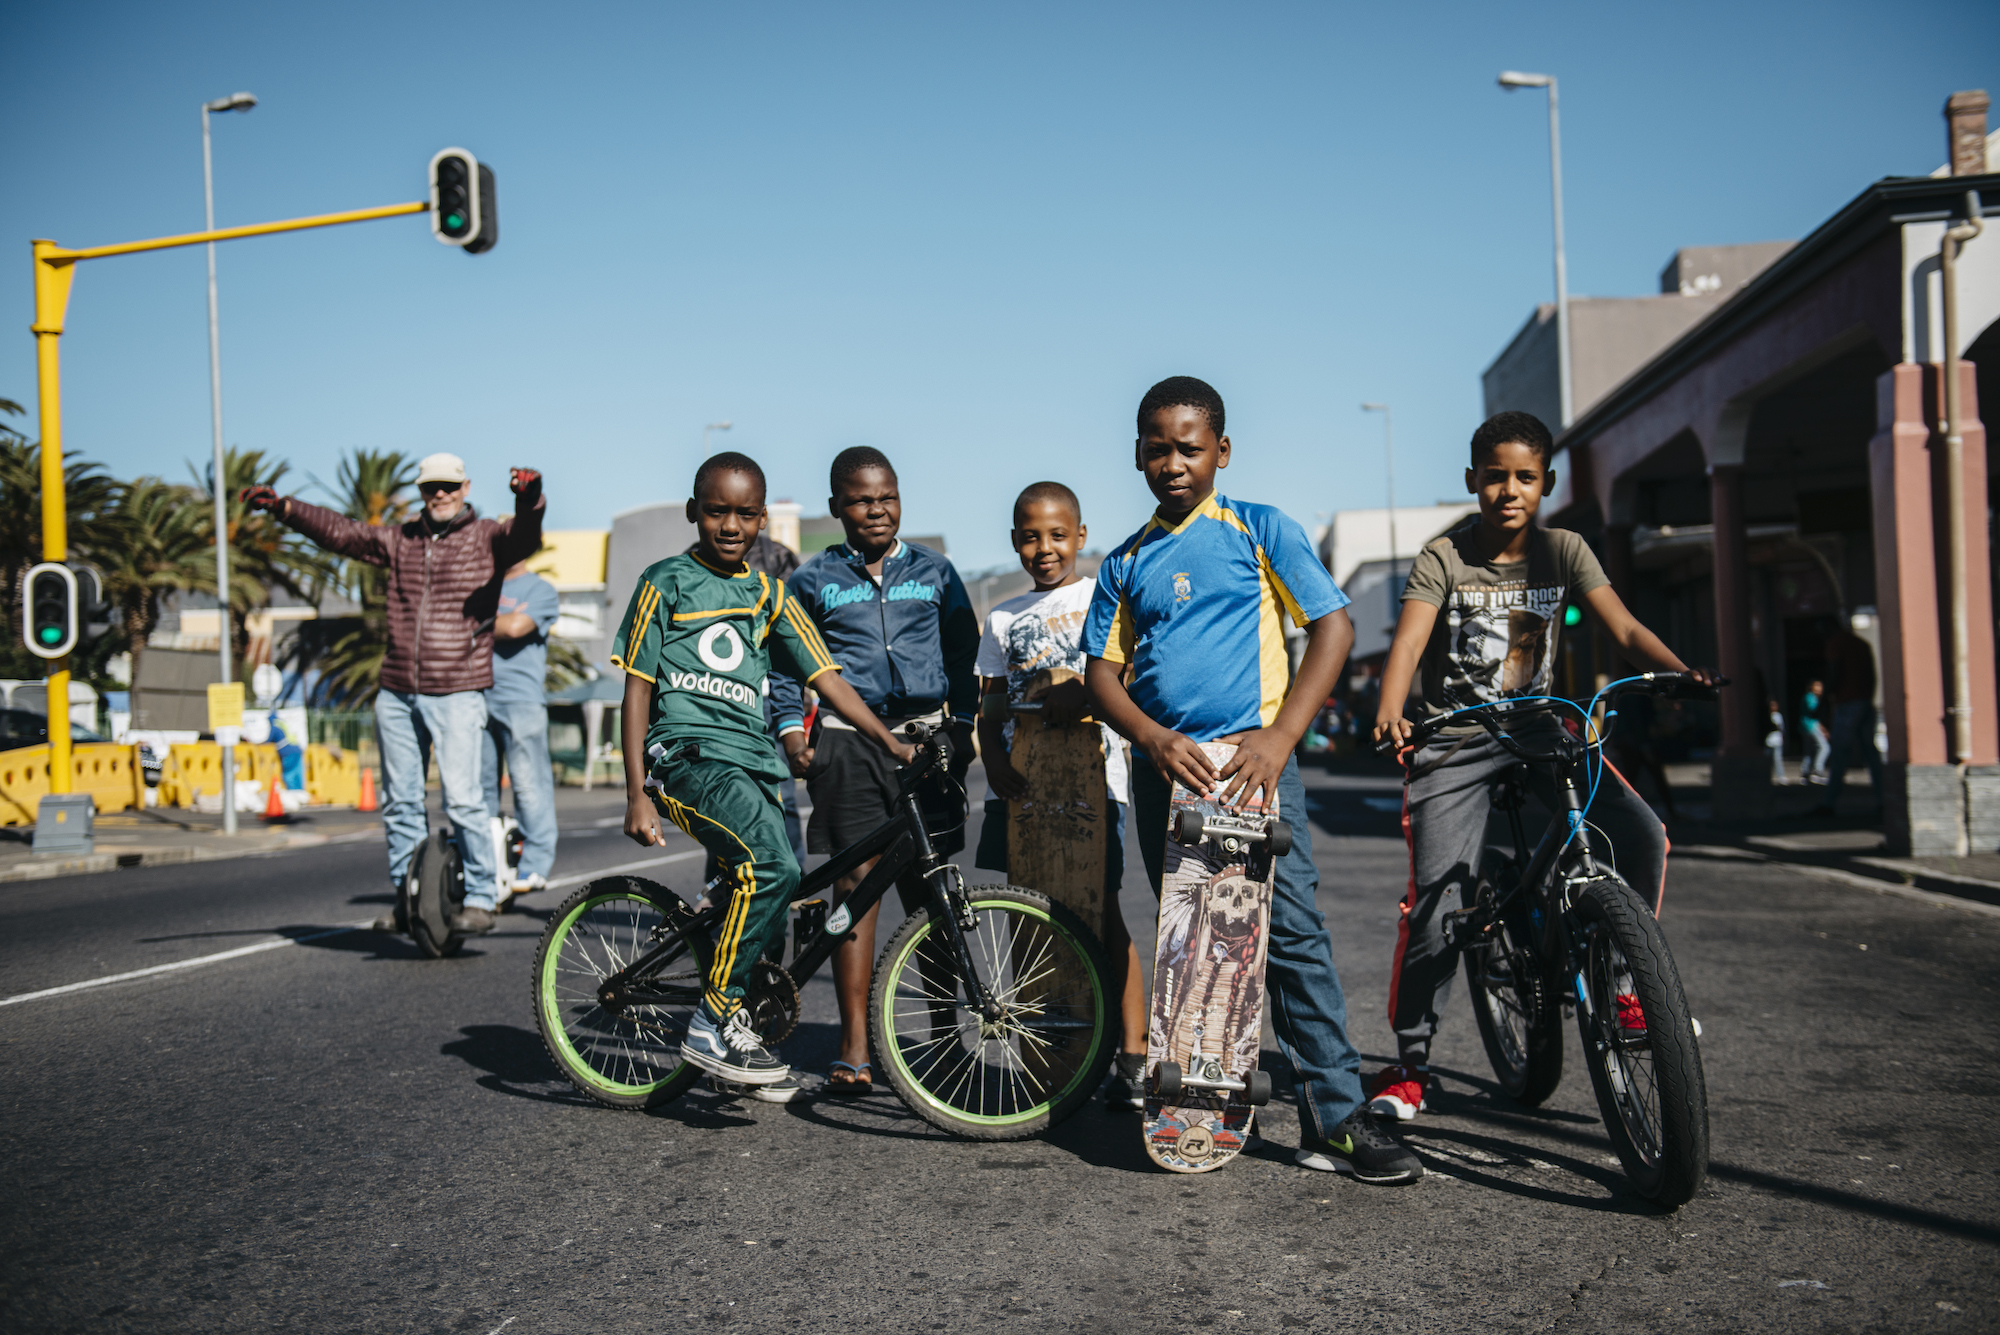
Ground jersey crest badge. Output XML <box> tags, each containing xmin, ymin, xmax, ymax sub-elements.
<box><xmin>1173</xmin><ymin>572</ymin><xmax>1192</xmax><ymax>602</ymax></box>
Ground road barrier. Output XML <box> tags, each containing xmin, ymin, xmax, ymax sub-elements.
<box><xmin>157</xmin><ymin>740</ymin><xmax>361</xmax><ymax>809</ymax></box>
<box><xmin>0</xmin><ymin>744</ymin><xmax>145</xmax><ymax>825</ymax></box>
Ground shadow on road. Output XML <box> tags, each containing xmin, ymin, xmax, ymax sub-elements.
<box><xmin>441</xmin><ymin>1023</ymin><xmax>598</xmax><ymax>1107</ymax></box>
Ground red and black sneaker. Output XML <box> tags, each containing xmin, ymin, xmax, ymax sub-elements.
<box><xmin>1366</xmin><ymin>1064</ymin><xmax>1433</xmax><ymax>1122</ymax></box>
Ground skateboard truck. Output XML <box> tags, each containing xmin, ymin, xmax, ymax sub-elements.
<box><xmin>1151</xmin><ymin>1058</ymin><xmax>1272</xmax><ymax>1107</ymax></box>
<box><xmin>1171</xmin><ymin>808</ymin><xmax>1293</xmax><ymax>859</ymax></box>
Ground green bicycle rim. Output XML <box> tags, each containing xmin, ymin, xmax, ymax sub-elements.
<box><xmin>540</xmin><ymin>890</ymin><xmax>692</xmax><ymax>1099</ymax></box>
<box><xmin>878</xmin><ymin>897</ymin><xmax>1107</xmax><ymax>1127</ymax></box>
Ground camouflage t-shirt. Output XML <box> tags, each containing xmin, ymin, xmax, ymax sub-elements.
<box><xmin>1400</xmin><ymin>521</ymin><xmax>1607</xmax><ymax>725</ymax></box>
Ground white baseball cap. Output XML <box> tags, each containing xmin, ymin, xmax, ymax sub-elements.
<box><xmin>415</xmin><ymin>452</ymin><xmax>468</xmax><ymax>486</ymax></box>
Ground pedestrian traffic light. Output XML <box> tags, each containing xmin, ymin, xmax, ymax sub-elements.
<box><xmin>22</xmin><ymin>563</ymin><xmax>77</xmax><ymax>659</ymax></box>
<box><xmin>429</xmin><ymin>148</ymin><xmax>499</xmax><ymax>254</ymax></box>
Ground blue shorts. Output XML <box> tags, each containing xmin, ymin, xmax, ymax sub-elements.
<box><xmin>974</xmin><ymin>796</ymin><xmax>1126</xmax><ymax>896</ymax></box>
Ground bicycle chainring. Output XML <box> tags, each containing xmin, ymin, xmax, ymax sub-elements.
<box><xmin>744</xmin><ymin>960</ymin><xmax>799</xmax><ymax>1044</ymax></box>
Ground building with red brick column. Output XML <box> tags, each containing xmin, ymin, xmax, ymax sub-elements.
<box><xmin>1531</xmin><ymin>106</ymin><xmax>1998</xmax><ymax>855</ymax></box>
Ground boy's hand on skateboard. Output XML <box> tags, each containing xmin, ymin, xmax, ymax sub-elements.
<box><xmin>1035</xmin><ymin>678</ymin><xmax>1093</xmax><ymax>726</ymax></box>
<box><xmin>782</xmin><ymin>731</ymin><xmax>814</xmax><ymax>778</ymax></box>
<box><xmin>1216</xmin><ymin>729</ymin><xmax>1287</xmax><ymax>809</ymax></box>
<box><xmin>624</xmin><ymin>794</ymin><xmax>667</xmax><ymax>848</ymax></box>
<box><xmin>985</xmin><ymin>753</ymin><xmax>1028</xmax><ymax>801</ymax></box>
<box><xmin>1140</xmin><ymin>727</ymin><xmax>1220</xmax><ymax>796</ymax></box>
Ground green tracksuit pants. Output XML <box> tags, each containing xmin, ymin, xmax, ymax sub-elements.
<box><xmin>650</xmin><ymin>747</ymin><xmax>800</xmax><ymax>1021</ymax></box>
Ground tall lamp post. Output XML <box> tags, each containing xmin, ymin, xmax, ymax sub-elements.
<box><xmin>202</xmin><ymin>90</ymin><xmax>256</xmax><ymax>836</ymax></box>
<box><xmin>703</xmin><ymin>420</ymin><xmax>733</xmax><ymax>452</ymax></box>
<box><xmin>1498</xmin><ymin>70</ymin><xmax>1571</xmax><ymax>430</ymax></box>
<box><xmin>1361</xmin><ymin>403</ymin><xmax>1397</xmax><ymax>590</ymax></box>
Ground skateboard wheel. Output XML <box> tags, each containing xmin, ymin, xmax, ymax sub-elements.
<box><xmin>1172</xmin><ymin>808</ymin><xmax>1205</xmax><ymax>845</ymax></box>
<box><xmin>1267</xmin><ymin>820</ymin><xmax>1293</xmax><ymax>858</ymax></box>
<box><xmin>1246</xmin><ymin>1070</ymin><xmax>1272</xmax><ymax>1107</ymax></box>
<box><xmin>1153</xmin><ymin>1061</ymin><xmax>1183</xmax><ymax>1098</ymax></box>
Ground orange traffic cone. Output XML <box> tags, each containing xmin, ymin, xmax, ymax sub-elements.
<box><xmin>262</xmin><ymin>775</ymin><xmax>287</xmax><ymax>822</ymax></box>
<box><xmin>358</xmin><ymin>766</ymin><xmax>378</xmax><ymax>813</ymax></box>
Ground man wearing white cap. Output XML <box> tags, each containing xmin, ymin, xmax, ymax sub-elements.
<box><xmin>243</xmin><ymin>454</ymin><xmax>546</xmax><ymax>934</ymax></box>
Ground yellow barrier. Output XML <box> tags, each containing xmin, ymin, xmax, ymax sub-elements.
<box><xmin>307</xmin><ymin>744</ymin><xmax>360</xmax><ymax>806</ymax></box>
<box><xmin>158</xmin><ymin>741</ymin><xmax>360</xmax><ymax>808</ymax></box>
<box><xmin>0</xmin><ymin>743</ymin><xmax>146</xmax><ymax>825</ymax></box>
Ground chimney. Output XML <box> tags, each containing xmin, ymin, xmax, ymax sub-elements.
<box><xmin>1946</xmin><ymin>90</ymin><xmax>1990</xmax><ymax>176</ymax></box>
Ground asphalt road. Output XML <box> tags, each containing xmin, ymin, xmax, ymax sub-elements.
<box><xmin>2</xmin><ymin>762</ymin><xmax>1997</xmax><ymax>1333</ymax></box>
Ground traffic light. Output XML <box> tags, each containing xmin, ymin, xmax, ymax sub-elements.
<box><xmin>22</xmin><ymin>563</ymin><xmax>77</xmax><ymax>659</ymax></box>
<box><xmin>429</xmin><ymin>148</ymin><xmax>499</xmax><ymax>254</ymax></box>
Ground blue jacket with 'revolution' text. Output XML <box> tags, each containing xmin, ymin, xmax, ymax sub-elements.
<box><xmin>780</xmin><ymin>539</ymin><xmax>980</xmax><ymax>729</ymax></box>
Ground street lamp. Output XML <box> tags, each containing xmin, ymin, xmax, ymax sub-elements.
<box><xmin>704</xmin><ymin>420</ymin><xmax>733</xmax><ymax>452</ymax></box>
<box><xmin>1361</xmin><ymin>403</ymin><xmax>1397</xmax><ymax>589</ymax></box>
<box><xmin>202</xmin><ymin>90</ymin><xmax>255</xmax><ymax>836</ymax></box>
<box><xmin>1498</xmin><ymin>70</ymin><xmax>1571</xmax><ymax>430</ymax></box>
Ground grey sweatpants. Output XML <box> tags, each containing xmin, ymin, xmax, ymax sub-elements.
<box><xmin>1391</xmin><ymin>721</ymin><xmax>1669</xmax><ymax>1068</ymax></box>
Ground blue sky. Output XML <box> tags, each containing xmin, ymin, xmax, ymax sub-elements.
<box><xmin>4</xmin><ymin>1</ymin><xmax>1995</xmax><ymax>573</ymax></box>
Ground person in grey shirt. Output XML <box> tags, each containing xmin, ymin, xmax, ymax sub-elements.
<box><xmin>484</xmin><ymin>560</ymin><xmax>562</xmax><ymax>898</ymax></box>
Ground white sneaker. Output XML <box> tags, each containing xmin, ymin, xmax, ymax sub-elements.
<box><xmin>710</xmin><ymin>1073</ymin><xmax>804</xmax><ymax>1104</ymax></box>
<box><xmin>512</xmin><ymin>872</ymin><xmax>548</xmax><ymax>893</ymax></box>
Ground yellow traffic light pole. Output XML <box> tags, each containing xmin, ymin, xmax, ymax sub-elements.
<box><xmin>30</xmin><ymin>199</ymin><xmax>428</xmax><ymax>797</ymax></box>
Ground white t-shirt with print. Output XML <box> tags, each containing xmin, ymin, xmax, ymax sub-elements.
<box><xmin>975</xmin><ymin>579</ymin><xmax>1129</xmax><ymax>804</ymax></box>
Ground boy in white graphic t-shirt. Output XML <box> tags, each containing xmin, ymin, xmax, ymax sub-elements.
<box><xmin>973</xmin><ymin>481</ymin><xmax>1148</xmax><ymax>1111</ymax></box>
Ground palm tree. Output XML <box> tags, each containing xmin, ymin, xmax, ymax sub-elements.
<box><xmin>93</xmin><ymin>478</ymin><xmax>215</xmax><ymax>721</ymax></box>
<box><xmin>281</xmin><ymin>450</ymin><xmax>417</xmax><ymax>706</ymax></box>
<box><xmin>189</xmin><ymin>448</ymin><xmax>329</xmax><ymax>676</ymax></box>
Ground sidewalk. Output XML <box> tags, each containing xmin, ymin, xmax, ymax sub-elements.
<box><xmin>0</xmin><ymin>804</ymin><xmax>383</xmax><ymax>884</ymax></box>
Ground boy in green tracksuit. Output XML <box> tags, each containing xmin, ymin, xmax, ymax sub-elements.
<box><xmin>614</xmin><ymin>451</ymin><xmax>913</xmax><ymax>1091</ymax></box>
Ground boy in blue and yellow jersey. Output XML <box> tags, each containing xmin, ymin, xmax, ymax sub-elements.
<box><xmin>1083</xmin><ymin>376</ymin><xmax>1423</xmax><ymax>1185</ymax></box>
<box><xmin>614</xmin><ymin>452</ymin><xmax>913</xmax><ymax>1091</ymax></box>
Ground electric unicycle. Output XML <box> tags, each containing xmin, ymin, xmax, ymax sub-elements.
<box><xmin>403</xmin><ymin>828</ymin><xmax>469</xmax><ymax>958</ymax></box>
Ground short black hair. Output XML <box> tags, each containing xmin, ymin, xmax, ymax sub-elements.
<box><xmin>1137</xmin><ymin>376</ymin><xmax>1225</xmax><ymax>438</ymax></box>
<box><xmin>1470</xmin><ymin>411</ymin><xmax>1554</xmax><ymax>468</ymax></box>
<box><xmin>693</xmin><ymin>450</ymin><xmax>766</xmax><ymax>501</ymax></box>
<box><xmin>1013</xmin><ymin>481</ymin><xmax>1081</xmax><ymax>526</ymax></box>
<box><xmin>830</xmin><ymin>446</ymin><xmax>895</xmax><ymax>497</ymax></box>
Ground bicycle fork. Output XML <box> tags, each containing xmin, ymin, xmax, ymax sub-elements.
<box><xmin>897</xmin><ymin>791</ymin><xmax>1006</xmax><ymax>1024</ymax></box>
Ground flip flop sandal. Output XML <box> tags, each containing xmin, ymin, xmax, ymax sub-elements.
<box><xmin>826</xmin><ymin>1061</ymin><xmax>873</xmax><ymax>1094</ymax></box>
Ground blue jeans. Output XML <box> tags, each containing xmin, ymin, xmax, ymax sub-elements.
<box><xmin>375</xmin><ymin>689</ymin><xmax>498</xmax><ymax>910</ymax></box>
<box><xmin>1133</xmin><ymin>752</ymin><xmax>1364</xmax><ymax>1140</ymax></box>
<box><xmin>1824</xmin><ymin>700</ymin><xmax>1885</xmax><ymax>809</ymax></box>
<box><xmin>482</xmin><ymin>698</ymin><xmax>560</xmax><ymax>883</ymax></box>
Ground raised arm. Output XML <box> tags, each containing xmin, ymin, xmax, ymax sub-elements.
<box><xmin>494</xmin><ymin>468</ymin><xmax>547</xmax><ymax>566</ymax></box>
<box><xmin>242</xmin><ymin>489</ymin><xmax>392</xmax><ymax>566</ymax></box>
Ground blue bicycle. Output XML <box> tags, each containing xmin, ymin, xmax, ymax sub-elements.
<box><xmin>1382</xmin><ymin>672</ymin><xmax>1718</xmax><ymax>1208</ymax></box>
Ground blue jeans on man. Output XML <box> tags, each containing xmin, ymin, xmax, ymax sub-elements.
<box><xmin>375</xmin><ymin>689</ymin><xmax>499</xmax><ymax>910</ymax></box>
<box><xmin>482</xmin><ymin>698</ymin><xmax>559</xmax><ymax>885</ymax></box>
<box><xmin>1132</xmin><ymin>752</ymin><xmax>1364</xmax><ymax>1141</ymax></box>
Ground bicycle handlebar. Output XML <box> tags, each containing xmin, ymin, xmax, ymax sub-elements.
<box><xmin>1373</xmin><ymin>672</ymin><xmax>1729</xmax><ymax>759</ymax></box>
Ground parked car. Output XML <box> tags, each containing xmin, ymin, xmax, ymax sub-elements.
<box><xmin>0</xmin><ymin>709</ymin><xmax>106</xmax><ymax>749</ymax></box>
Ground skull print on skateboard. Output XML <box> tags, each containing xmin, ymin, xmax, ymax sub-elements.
<box><xmin>1143</xmin><ymin>741</ymin><xmax>1290</xmax><ymax>1174</ymax></box>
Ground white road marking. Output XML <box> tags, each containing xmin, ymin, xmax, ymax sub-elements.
<box><xmin>0</xmin><ymin>849</ymin><xmax>705</xmax><ymax>1008</ymax></box>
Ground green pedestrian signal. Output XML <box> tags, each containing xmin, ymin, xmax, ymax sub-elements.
<box><xmin>429</xmin><ymin>148</ymin><xmax>499</xmax><ymax>254</ymax></box>
<box><xmin>22</xmin><ymin>563</ymin><xmax>78</xmax><ymax>660</ymax></box>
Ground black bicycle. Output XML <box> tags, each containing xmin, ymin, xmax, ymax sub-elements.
<box><xmin>1382</xmin><ymin>672</ymin><xmax>1716</xmax><ymax>1207</ymax></box>
<box><xmin>530</xmin><ymin>723</ymin><xmax>1112</xmax><ymax>1140</ymax></box>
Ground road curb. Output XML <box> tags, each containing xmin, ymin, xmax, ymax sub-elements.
<box><xmin>0</xmin><ymin>827</ymin><xmax>383</xmax><ymax>884</ymax></box>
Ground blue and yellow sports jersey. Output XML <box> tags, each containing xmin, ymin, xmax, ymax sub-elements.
<box><xmin>1082</xmin><ymin>492</ymin><xmax>1347</xmax><ymax>741</ymax></box>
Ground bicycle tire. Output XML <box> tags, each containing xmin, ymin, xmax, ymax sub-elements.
<box><xmin>1463</xmin><ymin>853</ymin><xmax>1563</xmax><ymax>1106</ymax></box>
<box><xmin>534</xmin><ymin>876</ymin><xmax>705</xmax><ymax>1109</ymax></box>
<box><xmin>1572</xmin><ymin>875</ymin><xmax>1710</xmax><ymax>1207</ymax></box>
<box><xmin>868</xmin><ymin>885</ymin><xmax>1110</xmax><ymax>1141</ymax></box>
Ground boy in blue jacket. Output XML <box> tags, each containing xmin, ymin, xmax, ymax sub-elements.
<box><xmin>784</xmin><ymin>447</ymin><xmax>980</xmax><ymax>1090</ymax></box>
<box><xmin>1083</xmin><ymin>376</ymin><xmax>1422</xmax><ymax>1184</ymax></box>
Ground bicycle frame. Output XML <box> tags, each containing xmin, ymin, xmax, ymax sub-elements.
<box><xmin>595</xmin><ymin>730</ymin><xmax>1006</xmax><ymax>1023</ymax></box>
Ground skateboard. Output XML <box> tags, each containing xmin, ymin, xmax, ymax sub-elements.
<box><xmin>1005</xmin><ymin>667</ymin><xmax>1110</xmax><ymax>944</ymax></box>
<box><xmin>1142</xmin><ymin>742</ymin><xmax>1292</xmax><ymax>1173</ymax></box>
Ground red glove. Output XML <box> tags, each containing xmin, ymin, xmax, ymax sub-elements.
<box><xmin>239</xmin><ymin>485</ymin><xmax>283</xmax><ymax>513</ymax></box>
<box><xmin>509</xmin><ymin>468</ymin><xmax>542</xmax><ymax>502</ymax></box>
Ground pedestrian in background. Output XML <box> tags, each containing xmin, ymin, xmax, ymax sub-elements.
<box><xmin>1799</xmin><ymin>678</ymin><xmax>1830</xmax><ymax>785</ymax></box>
<box><xmin>1819</xmin><ymin>626</ymin><xmax>1884</xmax><ymax>815</ymax></box>
<box><xmin>1765</xmin><ymin>699</ymin><xmax>1788</xmax><ymax>785</ymax></box>
<box><xmin>485</xmin><ymin>558</ymin><xmax>561</xmax><ymax>901</ymax></box>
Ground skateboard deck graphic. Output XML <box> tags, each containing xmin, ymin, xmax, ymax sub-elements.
<box><xmin>1143</xmin><ymin>742</ymin><xmax>1278</xmax><ymax>1174</ymax></box>
<box><xmin>1006</xmin><ymin>668</ymin><xmax>1109</xmax><ymax>944</ymax></box>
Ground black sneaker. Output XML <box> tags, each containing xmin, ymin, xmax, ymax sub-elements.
<box><xmin>1106</xmin><ymin>1052</ymin><xmax>1147</xmax><ymax>1111</ymax></box>
<box><xmin>449</xmin><ymin>906</ymin><xmax>497</xmax><ymax>935</ymax></box>
<box><xmin>1294</xmin><ymin>1110</ymin><xmax>1425</xmax><ymax>1185</ymax></box>
<box><xmin>372</xmin><ymin>903</ymin><xmax>409</xmax><ymax>934</ymax></box>
<box><xmin>681</xmin><ymin>1007</ymin><xmax>790</xmax><ymax>1085</ymax></box>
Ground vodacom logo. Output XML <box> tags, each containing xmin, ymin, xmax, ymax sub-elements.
<box><xmin>698</xmin><ymin>622</ymin><xmax>745</xmax><ymax>672</ymax></box>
